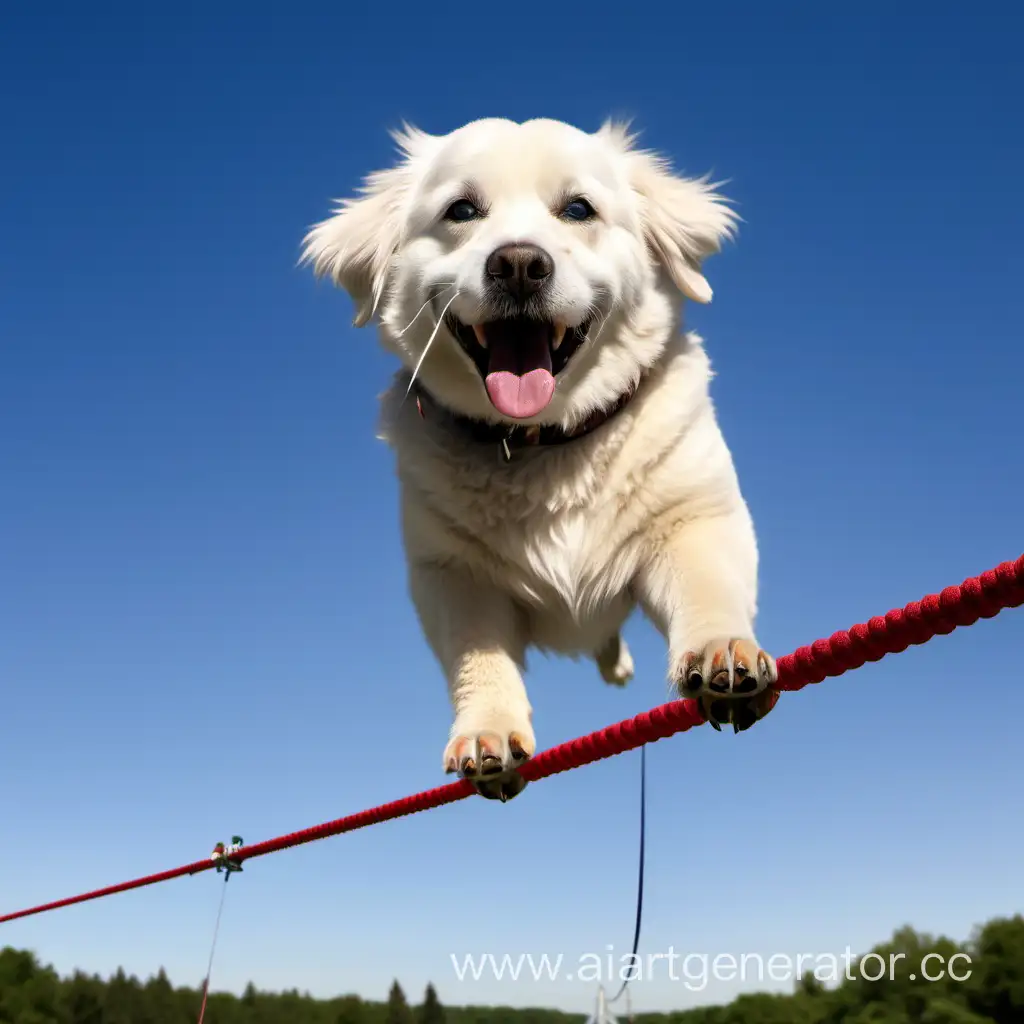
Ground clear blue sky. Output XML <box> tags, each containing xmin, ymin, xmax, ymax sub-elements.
<box><xmin>2</xmin><ymin>3</ymin><xmax>1022</xmax><ymax>1016</ymax></box>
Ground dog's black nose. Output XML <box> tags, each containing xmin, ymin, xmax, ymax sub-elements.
<box><xmin>485</xmin><ymin>244</ymin><xmax>554</xmax><ymax>302</ymax></box>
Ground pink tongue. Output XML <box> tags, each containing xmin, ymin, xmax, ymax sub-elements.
<box><xmin>485</xmin><ymin>369</ymin><xmax>556</xmax><ymax>418</ymax></box>
<box><xmin>482</xmin><ymin>319</ymin><xmax>555</xmax><ymax>419</ymax></box>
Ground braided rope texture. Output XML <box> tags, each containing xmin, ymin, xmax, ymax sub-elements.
<box><xmin>2</xmin><ymin>553</ymin><xmax>1021</xmax><ymax>925</ymax></box>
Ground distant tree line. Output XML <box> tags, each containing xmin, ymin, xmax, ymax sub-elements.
<box><xmin>1</xmin><ymin>914</ymin><xmax>1021</xmax><ymax>1023</ymax></box>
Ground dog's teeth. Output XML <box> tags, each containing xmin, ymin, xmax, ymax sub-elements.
<box><xmin>472</xmin><ymin>325</ymin><xmax>488</xmax><ymax>350</ymax></box>
<box><xmin>552</xmin><ymin>323</ymin><xmax>567</xmax><ymax>350</ymax></box>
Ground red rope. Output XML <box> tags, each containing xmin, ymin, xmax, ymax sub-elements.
<box><xmin>2</xmin><ymin>553</ymin><xmax>1021</xmax><ymax>926</ymax></box>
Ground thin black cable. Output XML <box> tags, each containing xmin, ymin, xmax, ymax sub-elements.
<box><xmin>608</xmin><ymin>743</ymin><xmax>646</xmax><ymax>1005</ymax></box>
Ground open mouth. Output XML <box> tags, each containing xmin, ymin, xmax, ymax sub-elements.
<box><xmin>444</xmin><ymin>313</ymin><xmax>592</xmax><ymax>419</ymax></box>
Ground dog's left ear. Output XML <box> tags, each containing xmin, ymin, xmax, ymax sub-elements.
<box><xmin>301</xmin><ymin>125</ymin><xmax>433</xmax><ymax>326</ymax></box>
<box><xmin>603</xmin><ymin>122</ymin><xmax>737</xmax><ymax>304</ymax></box>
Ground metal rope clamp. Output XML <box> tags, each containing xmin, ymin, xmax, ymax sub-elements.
<box><xmin>210</xmin><ymin>836</ymin><xmax>244</xmax><ymax>874</ymax></box>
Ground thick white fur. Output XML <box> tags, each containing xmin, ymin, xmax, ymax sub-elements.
<box><xmin>303</xmin><ymin>117</ymin><xmax>768</xmax><ymax>777</ymax></box>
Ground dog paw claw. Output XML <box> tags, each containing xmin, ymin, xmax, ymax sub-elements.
<box><xmin>443</xmin><ymin>723</ymin><xmax>534</xmax><ymax>801</ymax></box>
<box><xmin>675</xmin><ymin>637</ymin><xmax>779</xmax><ymax>732</ymax></box>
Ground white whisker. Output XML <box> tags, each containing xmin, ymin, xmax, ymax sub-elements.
<box><xmin>394</xmin><ymin>284</ymin><xmax>456</xmax><ymax>338</ymax></box>
<box><xmin>589</xmin><ymin>308</ymin><xmax>612</xmax><ymax>345</ymax></box>
<box><xmin>404</xmin><ymin>290</ymin><xmax>461</xmax><ymax>401</ymax></box>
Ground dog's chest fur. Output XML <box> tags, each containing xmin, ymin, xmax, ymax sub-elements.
<box><xmin>458</xmin><ymin>454</ymin><xmax>637</xmax><ymax>618</ymax></box>
<box><xmin>413</xmin><ymin>418</ymin><xmax>642</xmax><ymax>615</ymax></box>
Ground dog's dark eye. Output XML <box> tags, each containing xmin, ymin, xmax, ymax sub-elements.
<box><xmin>561</xmin><ymin>198</ymin><xmax>596</xmax><ymax>222</ymax></box>
<box><xmin>444</xmin><ymin>199</ymin><xmax>481</xmax><ymax>222</ymax></box>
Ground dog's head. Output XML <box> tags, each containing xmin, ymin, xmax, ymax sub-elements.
<box><xmin>303</xmin><ymin>118</ymin><xmax>736</xmax><ymax>428</ymax></box>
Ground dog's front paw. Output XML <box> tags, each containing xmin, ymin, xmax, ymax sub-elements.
<box><xmin>674</xmin><ymin>637</ymin><xmax>779</xmax><ymax>733</ymax></box>
<box><xmin>443</xmin><ymin>713</ymin><xmax>535</xmax><ymax>802</ymax></box>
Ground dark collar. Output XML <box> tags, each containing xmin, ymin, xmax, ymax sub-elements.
<box><xmin>412</xmin><ymin>377</ymin><xmax>642</xmax><ymax>463</ymax></box>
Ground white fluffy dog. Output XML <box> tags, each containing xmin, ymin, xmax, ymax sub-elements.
<box><xmin>303</xmin><ymin>117</ymin><xmax>779</xmax><ymax>800</ymax></box>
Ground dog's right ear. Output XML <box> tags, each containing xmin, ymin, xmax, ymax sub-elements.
<box><xmin>599</xmin><ymin>120</ymin><xmax>737</xmax><ymax>305</ymax></box>
<box><xmin>301</xmin><ymin>125</ymin><xmax>432</xmax><ymax>327</ymax></box>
